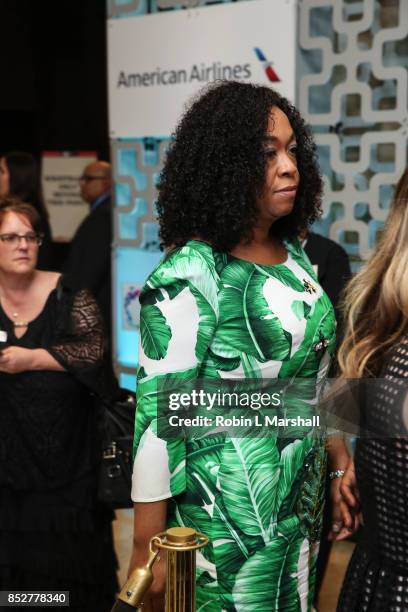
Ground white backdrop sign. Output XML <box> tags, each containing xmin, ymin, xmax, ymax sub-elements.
<box><xmin>108</xmin><ymin>0</ymin><xmax>296</xmax><ymax>138</ymax></box>
<box><xmin>42</xmin><ymin>152</ymin><xmax>97</xmax><ymax>241</ymax></box>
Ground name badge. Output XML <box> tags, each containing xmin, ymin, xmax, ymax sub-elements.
<box><xmin>0</xmin><ymin>330</ymin><xmax>7</xmax><ymax>343</ymax></box>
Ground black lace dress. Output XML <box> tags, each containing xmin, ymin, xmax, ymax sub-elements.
<box><xmin>338</xmin><ymin>339</ymin><xmax>408</xmax><ymax>611</ymax></box>
<box><xmin>0</xmin><ymin>277</ymin><xmax>118</xmax><ymax>611</ymax></box>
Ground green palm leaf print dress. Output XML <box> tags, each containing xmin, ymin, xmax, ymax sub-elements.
<box><xmin>132</xmin><ymin>239</ymin><xmax>336</xmax><ymax>611</ymax></box>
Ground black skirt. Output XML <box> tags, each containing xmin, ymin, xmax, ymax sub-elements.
<box><xmin>0</xmin><ymin>486</ymin><xmax>118</xmax><ymax>612</ymax></box>
<box><xmin>338</xmin><ymin>343</ymin><xmax>408</xmax><ymax>611</ymax></box>
<box><xmin>0</xmin><ymin>286</ymin><xmax>118</xmax><ymax>611</ymax></box>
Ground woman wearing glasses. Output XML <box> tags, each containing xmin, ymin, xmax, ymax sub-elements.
<box><xmin>0</xmin><ymin>198</ymin><xmax>118</xmax><ymax>611</ymax></box>
<box><xmin>0</xmin><ymin>151</ymin><xmax>53</xmax><ymax>270</ymax></box>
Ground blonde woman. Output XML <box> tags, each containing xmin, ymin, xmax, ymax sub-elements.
<box><xmin>337</xmin><ymin>168</ymin><xmax>408</xmax><ymax>610</ymax></box>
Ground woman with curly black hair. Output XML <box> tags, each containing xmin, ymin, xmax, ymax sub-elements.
<box><xmin>129</xmin><ymin>81</ymin><xmax>354</xmax><ymax>611</ymax></box>
<box><xmin>157</xmin><ymin>81</ymin><xmax>322</xmax><ymax>252</ymax></box>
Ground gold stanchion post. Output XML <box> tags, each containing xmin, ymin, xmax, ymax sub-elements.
<box><xmin>112</xmin><ymin>527</ymin><xmax>208</xmax><ymax>612</ymax></box>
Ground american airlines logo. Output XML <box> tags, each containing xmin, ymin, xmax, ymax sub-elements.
<box><xmin>254</xmin><ymin>48</ymin><xmax>281</xmax><ymax>82</ymax></box>
<box><xmin>116</xmin><ymin>50</ymin><xmax>281</xmax><ymax>89</ymax></box>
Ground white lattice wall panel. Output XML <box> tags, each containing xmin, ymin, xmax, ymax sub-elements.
<box><xmin>299</xmin><ymin>0</ymin><xmax>408</xmax><ymax>264</ymax></box>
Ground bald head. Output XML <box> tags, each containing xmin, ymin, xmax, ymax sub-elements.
<box><xmin>79</xmin><ymin>160</ymin><xmax>112</xmax><ymax>205</ymax></box>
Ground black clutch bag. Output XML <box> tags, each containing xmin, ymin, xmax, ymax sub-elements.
<box><xmin>99</xmin><ymin>389</ymin><xmax>136</xmax><ymax>509</ymax></box>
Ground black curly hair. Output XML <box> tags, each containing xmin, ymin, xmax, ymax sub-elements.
<box><xmin>157</xmin><ymin>80</ymin><xmax>322</xmax><ymax>251</ymax></box>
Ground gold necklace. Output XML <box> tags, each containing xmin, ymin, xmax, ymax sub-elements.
<box><xmin>0</xmin><ymin>297</ymin><xmax>29</xmax><ymax>328</ymax></box>
<box><xmin>12</xmin><ymin>312</ymin><xmax>29</xmax><ymax>328</ymax></box>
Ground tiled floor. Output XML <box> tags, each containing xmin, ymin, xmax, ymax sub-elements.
<box><xmin>113</xmin><ymin>509</ymin><xmax>355</xmax><ymax>611</ymax></box>
<box><xmin>113</xmin><ymin>508</ymin><xmax>134</xmax><ymax>586</ymax></box>
<box><xmin>318</xmin><ymin>541</ymin><xmax>355</xmax><ymax>611</ymax></box>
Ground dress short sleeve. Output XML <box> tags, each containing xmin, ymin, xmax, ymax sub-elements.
<box><xmin>131</xmin><ymin>242</ymin><xmax>219</xmax><ymax>502</ymax></box>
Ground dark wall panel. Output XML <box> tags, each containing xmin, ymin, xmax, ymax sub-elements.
<box><xmin>0</xmin><ymin>0</ymin><xmax>109</xmax><ymax>159</ymax></box>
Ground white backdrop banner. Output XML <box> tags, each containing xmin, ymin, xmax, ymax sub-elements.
<box><xmin>108</xmin><ymin>0</ymin><xmax>296</xmax><ymax>138</ymax></box>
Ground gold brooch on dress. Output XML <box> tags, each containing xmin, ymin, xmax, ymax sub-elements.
<box><xmin>303</xmin><ymin>279</ymin><xmax>317</xmax><ymax>294</ymax></box>
<box><xmin>314</xmin><ymin>332</ymin><xmax>329</xmax><ymax>353</ymax></box>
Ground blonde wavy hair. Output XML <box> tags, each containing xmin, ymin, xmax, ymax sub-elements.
<box><xmin>338</xmin><ymin>168</ymin><xmax>408</xmax><ymax>378</ymax></box>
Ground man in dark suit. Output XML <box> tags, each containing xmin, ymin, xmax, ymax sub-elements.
<box><xmin>302</xmin><ymin>230</ymin><xmax>351</xmax><ymax>318</ymax></box>
<box><xmin>302</xmin><ymin>230</ymin><xmax>351</xmax><ymax>611</ymax></box>
<box><xmin>63</xmin><ymin>160</ymin><xmax>113</xmax><ymax>346</ymax></box>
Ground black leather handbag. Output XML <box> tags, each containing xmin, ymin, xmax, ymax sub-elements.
<box><xmin>98</xmin><ymin>389</ymin><xmax>136</xmax><ymax>509</ymax></box>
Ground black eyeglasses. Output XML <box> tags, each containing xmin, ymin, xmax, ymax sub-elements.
<box><xmin>79</xmin><ymin>174</ymin><xmax>104</xmax><ymax>182</ymax></box>
<box><xmin>0</xmin><ymin>232</ymin><xmax>43</xmax><ymax>246</ymax></box>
